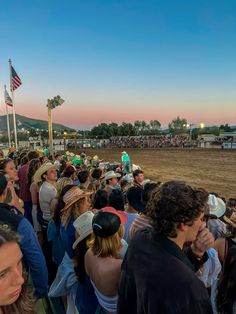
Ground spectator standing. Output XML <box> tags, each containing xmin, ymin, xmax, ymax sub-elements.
<box><xmin>18</xmin><ymin>150</ymin><xmax>39</xmax><ymax>224</ymax></box>
<box><xmin>118</xmin><ymin>181</ymin><xmax>213</xmax><ymax>314</ymax></box>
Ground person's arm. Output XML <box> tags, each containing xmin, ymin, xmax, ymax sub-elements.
<box><xmin>8</xmin><ymin>181</ymin><xmax>24</xmax><ymax>215</ymax></box>
<box><xmin>30</xmin><ymin>182</ymin><xmax>38</xmax><ymax>205</ymax></box>
<box><xmin>18</xmin><ymin>218</ymin><xmax>48</xmax><ymax>298</ymax></box>
<box><xmin>30</xmin><ymin>183</ymin><xmax>41</xmax><ymax>232</ymax></box>
<box><xmin>214</xmin><ymin>238</ymin><xmax>225</xmax><ymax>263</ymax></box>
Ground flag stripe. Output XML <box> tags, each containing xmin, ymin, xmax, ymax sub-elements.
<box><xmin>11</xmin><ymin>65</ymin><xmax>22</xmax><ymax>91</ymax></box>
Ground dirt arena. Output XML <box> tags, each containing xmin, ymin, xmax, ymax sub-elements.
<box><xmin>85</xmin><ymin>148</ymin><xmax>236</xmax><ymax>200</ymax></box>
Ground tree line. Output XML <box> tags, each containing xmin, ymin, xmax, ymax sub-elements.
<box><xmin>0</xmin><ymin>117</ymin><xmax>233</xmax><ymax>142</ymax></box>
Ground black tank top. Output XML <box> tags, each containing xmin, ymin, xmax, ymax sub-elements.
<box><xmin>225</xmin><ymin>237</ymin><xmax>236</xmax><ymax>259</ymax></box>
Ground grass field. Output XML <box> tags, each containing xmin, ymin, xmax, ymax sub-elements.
<box><xmin>84</xmin><ymin>148</ymin><xmax>236</xmax><ymax>200</ymax></box>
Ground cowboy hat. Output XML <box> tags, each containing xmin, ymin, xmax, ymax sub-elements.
<box><xmin>104</xmin><ymin>170</ymin><xmax>121</xmax><ymax>181</ymax></box>
<box><xmin>72</xmin><ymin>211</ymin><xmax>94</xmax><ymax>249</ymax></box>
<box><xmin>207</xmin><ymin>194</ymin><xmax>226</xmax><ymax>218</ymax></box>
<box><xmin>61</xmin><ymin>186</ymin><xmax>93</xmax><ymax>211</ymax></box>
<box><xmin>33</xmin><ymin>162</ymin><xmax>57</xmax><ymax>183</ymax></box>
<box><xmin>223</xmin><ymin>212</ymin><xmax>236</xmax><ymax>228</ymax></box>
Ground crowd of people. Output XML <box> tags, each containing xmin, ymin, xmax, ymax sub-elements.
<box><xmin>0</xmin><ymin>148</ymin><xmax>236</xmax><ymax>313</ymax></box>
<box><xmin>109</xmin><ymin>135</ymin><xmax>192</xmax><ymax>148</ymax></box>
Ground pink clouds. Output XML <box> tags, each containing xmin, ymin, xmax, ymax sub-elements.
<box><xmin>13</xmin><ymin>98</ymin><xmax>236</xmax><ymax>130</ymax></box>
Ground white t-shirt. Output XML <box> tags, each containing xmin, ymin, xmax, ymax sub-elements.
<box><xmin>39</xmin><ymin>181</ymin><xmax>57</xmax><ymax>221</ymax></box>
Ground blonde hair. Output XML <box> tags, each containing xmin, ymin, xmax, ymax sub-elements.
<box><xmin>61</xmin><ymin>197</ymin><xmax>87</xmax><ymax>228</ymax></box>
<box><xmin>88</xmin><ymin>225</ymin><xmax>124</xmax><ymax>258</ymax></box>
<box><xmin>56</xmin><ymin>177</ymin><xmax>73</xmax><ymax>196</ymax></box>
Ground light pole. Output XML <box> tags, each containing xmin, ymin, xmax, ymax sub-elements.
<box><xmin>63</xmin><ymin>132</ymin><xmax>67</xmax><ymax>152</ymax></box>
<box><xmin>47</xmin><ymin>95</ymin><xmax>65</xmax><ymax>156</ymax></box>
<box><xmin>184</xmin><ymin>123</ymin><xmax>205</xmax><ymax>141</ymax></box>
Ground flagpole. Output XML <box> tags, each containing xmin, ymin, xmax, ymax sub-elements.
<box><xmin>4</xmin><ymin>85</ymin><xmax>11</xmax><ymax>147</ymax></box>
<box><xmin>9</xmin><ymin>59</ymin><xmax>18</xmax><ymax>150</ymax></box>
<box><xmin>47</xmin><ymin>100</ymin><xmax>53</xmax><ymax>156</ymax></box>
<box><xmin>6</xmin><ymin>105</ymin><xmax>11</xmax><ymax>147</ymax></box>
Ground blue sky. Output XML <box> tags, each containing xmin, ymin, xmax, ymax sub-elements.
<box><xmin>0</xmin><ymin>0</ymin><xmax>235</xmax><ymax>129</ymax></box>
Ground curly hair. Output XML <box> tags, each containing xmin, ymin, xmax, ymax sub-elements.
<box><xmin>147</xmin><ymin>180</ymin><xmax>208</xmax><ymax>238</ymax></box>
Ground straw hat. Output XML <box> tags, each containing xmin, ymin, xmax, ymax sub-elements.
<box><xmin>223</xmin><ymin>212</ymin><xmax>236</xmax><ymax>228</ymax></box>
<box><xmin>207</xmin><ymin>194</ymin><xmax>226</xmax><ymax>218</ymax></box>
<box><xmin>72</xmin><ymin>211</ymin><xmax>94</xmax><ymax>249</ymax></box>
<box><xmin>33</xmin><ymin>162</ymin><xmax>57</xmax><ymax>183</ymax></box>
<box><xmin>61</xmin><ymin>186</ymin><xmax>93</xmax><ymax>211</ymax></box>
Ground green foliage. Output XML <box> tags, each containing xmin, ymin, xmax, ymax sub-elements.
<box><xmin>219</xmin><ymin>124</ymin><xmax>232</xmax><ymax>132</ymax></box>
<box><xmin>90</xmin><ymin>120</ymin><xmax>161</xmax><ymax>137</ymax></box>
<box><xmin>168</xmin><ymin>116</ymin><xmax>188</xmax><ymax>134</ymax></box>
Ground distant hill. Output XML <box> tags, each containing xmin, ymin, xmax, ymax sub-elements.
<box><xmin>0</xmin><ymin>114</ymin><xmax>74</xmax><ymax>132</ymax></box>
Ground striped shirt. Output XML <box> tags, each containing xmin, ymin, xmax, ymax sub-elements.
<box><xmin>129</xmin><ymin>214</ymin><xmax>152</xmax><ymax>240</ymax></box>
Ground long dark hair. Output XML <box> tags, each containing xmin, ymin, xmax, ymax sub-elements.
<box><xmin>73</xmin><ymin>235</ymin><xmax>91</xmax><ymax>283</ymax></box>
<box><xmin>27</xmin><ymin>159</ymin><xmax>41</xmax><ymax>187</ymax></box>
<box><xmin>0</xmin><ymin>225</ymin><xmax>35</xmax><ymax>313</ymax></box>
<box><xmin>216</xmin><ymin>246</ymin><xmax>236</xmax><ymax>313</ymax></box>
<box><xmin>53</xmin><ymin>184</ymin><xmax>75</xmax><ymax>226</ymax></box>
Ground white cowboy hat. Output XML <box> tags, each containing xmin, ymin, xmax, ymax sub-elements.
<box><xmin>207</xmin><ymin>194</ymin><xmax>226</xmax><ymax>218</ymax></box>
<box><xmin>104</xmin><ymin>170</ymin><xmax>121</xmax><ymax>181</ymax></box>
<box><xmin>33</xmin><ymin>162</ymin><xmax>57</xmax><ymax>184</ymax></box>
<box><xmin>72</xmin><ymin>211</ymin><xmax>94</xmax><ymax>249</ymax></box>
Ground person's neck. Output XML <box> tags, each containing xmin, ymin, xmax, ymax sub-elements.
<box><xmin>46</xmin><ymin>179</ymin><xmax>56</xmax><ymax>186</ymax></box>
<box><xmin>168</xmin><ymin>235</ymin><xmax>185</xmax><ymax>250</ymax></box>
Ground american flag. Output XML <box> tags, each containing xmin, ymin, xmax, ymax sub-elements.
<box><xmin>4</xmin><ymin>85</ymin><xmax>13</xmax><ymax>106</ymax></box>
<box><xmin>11</xmin><ymin>65</ymin><xmax>22</xmax><ymax>91</ymax></box>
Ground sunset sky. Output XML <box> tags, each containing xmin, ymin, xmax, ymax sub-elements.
<box><xmin>0</xmin><ymin>0</ymin><xmax>235</xmax><ymax>129</ymax></box>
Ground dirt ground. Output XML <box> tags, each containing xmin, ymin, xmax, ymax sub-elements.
<box><xmin>84</xmin><ymin>148</ymin><xmax>236</xmax><ymax>200</ymax></box>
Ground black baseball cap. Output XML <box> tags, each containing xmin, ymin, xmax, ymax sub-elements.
<box><xmin>0</xmin><ymin>173</ymin><xmax>8</xmax><ymax>195</ymax></box>
<box><xmin>92</xmin><ymin>206</ymin><xmax>128</xmax><ymax>238</ymax></box>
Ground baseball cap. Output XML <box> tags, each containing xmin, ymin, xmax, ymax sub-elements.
<box><xmin>92</xmin><ymin>206</ymin><xmax>128</xmax><ymax>238</ymax></box>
